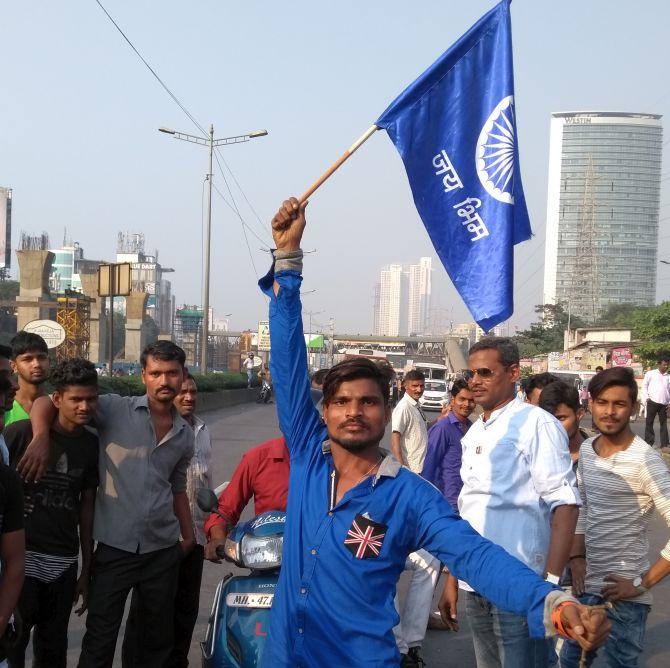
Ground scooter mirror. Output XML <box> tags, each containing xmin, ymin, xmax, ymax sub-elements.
<box><xmin>196</xmin><ymin>488</ymin><xmax>219</xmax><ymax>513</ymax></box>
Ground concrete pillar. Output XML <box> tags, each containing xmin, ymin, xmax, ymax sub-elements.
<box><xmin>15</xmin><ymin>250</ymin><xmax>55</xmax><ymax>331</ymax></box>
<box><xmin>79</xmin><ymin>271</ymin><xmax>107</xmax><ymax>363</ymax></box>
<box><xmin>124</xmin><ymin>292</ymin><xmax>148</xmax><ymax>363</ymax></box>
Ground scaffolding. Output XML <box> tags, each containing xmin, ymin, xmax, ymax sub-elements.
<box><xmin>571</xmin><ymin>155</ymin><xmax>600</xmax><ymax>322</ymax></box>
<box><xmin>173</xmin><ymin>306</ymin><xmax>203</xmax><ymax>369</ymax></box>
<box><xmin>56</xmin><ymin>292</ymin><xmax>92</xmax><ymax>361</ymax></box>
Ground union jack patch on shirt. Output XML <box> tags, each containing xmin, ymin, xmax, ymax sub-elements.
<box><xmin>344</xmin><ymin>514</ymin><xmax>387</xmax><ymax>559</ymax></box>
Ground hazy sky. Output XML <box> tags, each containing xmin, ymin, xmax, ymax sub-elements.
<box><xmin>1</xmin><ymin>1</ymin><xmax>668</xmax><ymax>334</ymax></box>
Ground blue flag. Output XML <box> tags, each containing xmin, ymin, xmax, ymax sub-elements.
<box><xmin>375</xmin><ymin>0</ymin><xmax>530</xmax><ymax>332</ymax></box>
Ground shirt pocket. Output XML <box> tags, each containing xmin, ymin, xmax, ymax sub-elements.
<box><xmin>462</xmin><ymin>437</ymin><xmax>523</xmax><ymax>492</ymax></box>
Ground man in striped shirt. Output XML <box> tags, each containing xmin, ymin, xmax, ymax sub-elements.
<box><xmin>562</xmin><ymin>367</ymin><xmax>670</xmax><ymax>668</ymax></box>
<box><xmin>4</xmin><ymin>359</ymin><xmax>98</xmax><ymax>668</ymax></box>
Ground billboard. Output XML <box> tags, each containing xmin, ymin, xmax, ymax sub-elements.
<box><xmin>0</xmin><ymin>187</ymin><xmax>12</xmax><ymax>270</ymax></box>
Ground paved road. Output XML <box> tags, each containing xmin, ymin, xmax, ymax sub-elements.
<box><xmin>63</xmin><ymin>401</ymin><xmax>670</xmax><ymax>666</ymax></box>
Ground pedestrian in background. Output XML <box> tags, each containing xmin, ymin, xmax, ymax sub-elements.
<box><xmin>243</xmin><ymin>353</ymin><xmax>255</xmax><ymax>388</ymax></box>
<box><xmin>0</xmin><ymin>376</ymin><xmax>25</xmax><ymax>668</ymax></box>
<box><xmin>5</xmin><ymin>333</ymin><xmax>49</xmax><ymax>429</ymax></box>
<box><xmin>5</xmin><ymin>359</ymin><xmax>99</xmax><ymax>668</ymax></box>
<box><xmin>18</xmin><ymin>341</ymin><xmax>195</xmax><ymax>668</ymax></box>
<box><xmin>642</xmin><ymin>356</ymin><xmax>670</xmax><ymax>449</ymax></box>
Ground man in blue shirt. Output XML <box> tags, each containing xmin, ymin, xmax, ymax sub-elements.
<box><xmin>422</xmin><ymin>378</ymin><xmax>474</xmax><ymax>511</ymax></box>
<box><xmin>261</xmin><ymin>197</ymin><xmax>610</xmax><ymax>667</ymax></box>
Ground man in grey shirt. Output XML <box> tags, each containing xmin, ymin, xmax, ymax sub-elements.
<box><xmin>20</xmin><ymin>341</ymin><xmax>195</xmax><ymax>667</ymax></box>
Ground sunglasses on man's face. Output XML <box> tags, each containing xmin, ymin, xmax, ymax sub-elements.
<box><xmin>463</xmin><ymin>367</ymin><xmax>496</xmax><ymax>381</ymax></box>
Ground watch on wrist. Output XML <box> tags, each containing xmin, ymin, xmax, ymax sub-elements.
<box><xmin>545</xmin><ymin>572</ymin><xmax>560</xmax><ymax>585</ymax></box>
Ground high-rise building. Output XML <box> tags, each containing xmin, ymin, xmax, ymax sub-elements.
<box><xmin>408</xmin><ymin>257</ymin><xmax>432</xmax><ymax>335</ymax></box>
<box><xmin>543</xmin><ymin>111</ymin><xmax>663</xmax><ymax>320</ymax></box>
<box><xmin>374</xmin><ymin>258</ymin><xmax>432</xmax><ymax>336</ymax></box>
<box><xmin>377</xmin><ymin>264</ymin><xmax>407</xmax><ymax>337</ymax></box>
<box><xmin>0</xmin><ymin>187</ymin><xmax>12</xmax><ymax>276</ymax></box>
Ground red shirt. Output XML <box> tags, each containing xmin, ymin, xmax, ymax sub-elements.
<box><xmin>204</xmin><ymin>437</ymin><xmax>290</xmax><ymax>538</ymax></box>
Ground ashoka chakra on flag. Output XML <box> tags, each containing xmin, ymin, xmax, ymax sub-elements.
<box><xmin>476</xmin><ymin>95</ymin><xmax>517</xmax><ymax>205</ymax></box>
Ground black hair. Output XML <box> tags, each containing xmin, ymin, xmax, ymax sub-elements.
<box><xmin>322</xmin><ymin>358</ymin><xmax>389</xmax><ymax>406</ymax></box>
<box><xmin>140</xmin><ymin>340</ymin><xmax>186</xmax><ymax>368</ymax></box>
<box><xmin>0</xmin><ymin>375</ymin><xmax>11</xmax><ymax>395</ymax></box>
<box><xmin>0</xmin><ymin>344</ymin><xmax>11</xmax><ymax>360</ymax></box>
<box><xmin>50</xmin><ymin>358</ymin><xmax>98</xmax><ymax>393</ymax></box>
<box><xmin>404</xmin><ymin>369</ymin><xmax>426</xmax><ymax>383</ymax></box>
<box><xmin>538</xmin><ymin>381</ymin><xmax>580</xmax><ymax>414</ymax></box>
<box><xmin>524</xmin><ymin>372</ymin><xmax>561</xmax><ymax>396</ymax></box>
<box><xmin>10</xmin><ymin>331</ymin><xmax>49</xmax><ymax>359</ymax></box>
<box><xmin>595</xmin><ymin>366</ymin><xmax>604</xmax><ymax>372</ymax></box>
<box><xmin>450</xmin><ymin>378</ymin><xmax>471</xmax><ymax>398</ymax></box>
<box><xmin>469</xmin><ymin>336</ymin><xmax>519</xmax><ymax>367</ymax></box>
<box><xmin>311</xmin><ymin>368</ymin><xmax>330</xmax><ymax>388</ymax></box>
<box><xmin>588</xmin><ymin>367</ymin><xmax>637</xmax><ymax>403</ymax></box>
<box><xmin>658</xmin><ymin>355</ymin><xmax>670</xmax><ymax>364</ymax></box>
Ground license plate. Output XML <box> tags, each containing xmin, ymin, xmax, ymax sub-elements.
<box><xmin>225</xmin><ymin>593</ymin><xmax>274</xmax><ymax>609</ymax></box>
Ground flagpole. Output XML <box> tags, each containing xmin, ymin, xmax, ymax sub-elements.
<box><xmin>299</xmin><ymin>125</ymin><xmax>378</xmax><ymax>203</ymax></box>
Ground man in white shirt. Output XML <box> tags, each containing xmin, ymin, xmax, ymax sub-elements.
<box><xmin>391</xmin><ymin>370</ymin><xmax>439</xmax><ymax>668</ymax></box>
<box><xmin>243</xmin><ymin>353</ymin><xmax>255</xmax><ymax>388</ymax></box>
<box><xmin>642</xmin><ymin>356</ymin><xmax>670</xmax><ymax>448</ymax></box>
<box><xmin>441</xmin><ymin>337</ymin><xmax>580</xmax><ymax>668</ymax></box>
<box><xmin>391</xmin><ymin>370</ymin><xmax>428</xmax><ymax>472</ymax></box>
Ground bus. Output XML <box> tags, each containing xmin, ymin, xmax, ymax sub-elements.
<box><xmin>414</xmin><ymin>362</ymin><xmax>449</xmax><ymax>381</ymax></box>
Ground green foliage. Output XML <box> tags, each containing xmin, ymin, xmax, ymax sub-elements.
<box><xmin>596</xmin><ymin>302</ymin><xmax>645</xmax><ymax>328</ymax></box>
<box><xmin>629</xmin><ymin>301</ymin><xmax>670</xmax><ymax>365</ymax></box>
<box><xmin>96</xmin><ymin>371</ymin><xmax>250</xmax><ymax>396</ymax></box>
<box><xmin>513</xmin><ymin>303</ymin><xmax>585</xmax><ymax>358</ymax></box>
<box><xmin>520</xmin><ymin>366</ymin><xmax>533</xmax><ymax>377</ymax></box>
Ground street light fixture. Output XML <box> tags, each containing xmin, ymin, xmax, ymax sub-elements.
<box><xmin>159</xmin><ymin>123</ymin><xmax>268</xmax><ymax>372</ymax></box>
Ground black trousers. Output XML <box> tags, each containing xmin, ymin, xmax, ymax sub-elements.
<box><xmin>77</xmin><ymin>543</ymin><xmax>182</xmax><ymax>668</ymax></box>
<box><xmin>6</xmin><ymin>563</ymin><xmax>77</xmax><ymax>668</ymax></box>
<box><xmin>645</xmin><ymin>399</ymin><xmax>669</xmax><ymax>447</ymax></box>
<box><xmin>124</xmin><ymin>545</ymin><xmax>204</xmax><ymax>668</ymax></box>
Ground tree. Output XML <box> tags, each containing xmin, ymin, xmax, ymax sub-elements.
<box><xmin>630</xmin><ymin>302</ymin><xmax>670</xmax><ymax>365</ymax></box>
<box><xmin>596</xmin><ymin>302</ymin><xmax>646</xmax><ymax>328</ymax></box>
<box><xmin>513</xmin><ymin>302</ymin><xmax>586</xmax><ymax>358</ymax></box>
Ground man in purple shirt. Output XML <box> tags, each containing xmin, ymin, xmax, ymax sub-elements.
<box><xmin>422</xmin><ymin>379</ymin><xmax>475</xmax><ymax>511</ymax></box>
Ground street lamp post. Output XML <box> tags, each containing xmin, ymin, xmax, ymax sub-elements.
<box><xmin>159</xmin><ymin>124</ymin><xmax>267</xmax><ymax>372</ymax></box>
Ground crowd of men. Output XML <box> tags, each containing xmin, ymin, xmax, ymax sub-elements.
<box><xmin>0</xmin><ymin>196</ymin><xmax>668</xmax><ymax>668</ymax></box>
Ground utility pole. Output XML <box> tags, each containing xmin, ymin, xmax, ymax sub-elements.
<box><xmin>159</xmin><ymin>124</ymin><xmax>267</xmax><ymax>373</ymax></box>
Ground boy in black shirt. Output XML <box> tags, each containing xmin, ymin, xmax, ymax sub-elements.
<box><xmin>0</xmin><ymin>375</ymin><xmax>25</xmax><ymax>664</ymax></box>
<box><xmin>5</xmin><ymin>359</ymin><xmax>98</xmax><ymax>668</ymax></box>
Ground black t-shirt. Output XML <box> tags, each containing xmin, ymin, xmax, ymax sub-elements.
<box><xmin>0</xmin><ymin>462</ymin><xmax>24</xmax><ymax>535</ymax></box>
<box><xmin>4</xmin><ymin>421</ymin><xmax>98</xmax><ymax>556</ymax></box>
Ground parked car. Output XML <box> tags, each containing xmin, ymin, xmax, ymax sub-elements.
<box><xmin>419</xmin><ymin>379</ymin><xmax>449</xmax><ymax>411</ymax></box>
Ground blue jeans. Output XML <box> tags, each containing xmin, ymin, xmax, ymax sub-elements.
<box><xmin>465</xmin><ymin>591</ymin><xmax>555</xmax><ymax>668</ymax></box>
<box><xmin>559</xmin><ymin>594</ymin><xmax>649</xmax><ymax>668</ymax></box>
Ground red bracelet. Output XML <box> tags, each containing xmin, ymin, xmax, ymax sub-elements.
<box><xmin>552</xmin><ymin>601</ymin><xmax>577</xmax><ymax>638</ymax></box>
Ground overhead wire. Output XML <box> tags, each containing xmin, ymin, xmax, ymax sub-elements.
<box><xmin>94</xmin><ymin>0</ymin><xmax>206</xmax><ymax>138</ymax></box>
<box><xmin>93</xmin><ymin>0</ymin><xmax>271</xmax><ymax>284</ymax></box>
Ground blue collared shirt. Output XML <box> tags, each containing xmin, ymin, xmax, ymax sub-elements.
<box><xmin>422</xmin><ymin>412</ymin><xmax>470</xmax><ymax>511</ymax></box>
<box><xmin>259</xmin><ymin>266</ymin><xmax>556</xmax><ymax>667</ymax></box>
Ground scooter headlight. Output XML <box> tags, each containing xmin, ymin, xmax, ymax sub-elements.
<box><xmin>223</xmin><ymin>537</ymin><xmax>241</xmax><ymax>564</ymax></box>
<box><xmin>240</xmin><ymin>534</ymin><xmax>283</xmax><ymax>570</ymax></box>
